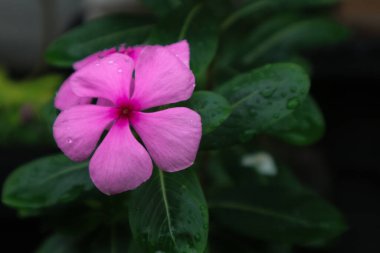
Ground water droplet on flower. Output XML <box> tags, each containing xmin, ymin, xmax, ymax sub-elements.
<box><xmin>117</xmin><ymin>68</ymin><xmax>123</xmax><ymax>73</ymax></box>
<box><xmin>108</xmin><ymin>60</ymin><xmax>114</xmax><ymax>64</ymax></box>
<box><xmin>287</xmin><ymin>97</ymin><xmax>300</xmax><ymax>110</ymax></box>
<box><xmin>66</xmin><ymin>138</ymin><xmax>73</xmax><ymax>144</ymax></box>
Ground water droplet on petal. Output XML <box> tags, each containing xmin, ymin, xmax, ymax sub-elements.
<box><xmin>66</xmin><ymin>138</ymin><xmax>73</xmax><ymax>144</ymax></box>
<box><xmin>108</xmin><ymin>60</ymin><xmax>114</xmax><ymax>64</ymax></box>
<box><xmin>117</xmin><ymin>68</ymin><xmax>123</xmax><ymax>73</ymax></box>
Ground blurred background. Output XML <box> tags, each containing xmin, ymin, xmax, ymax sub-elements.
<box><xmin>0</xmin><ymin>0</ymin><xmax>379</xmax><ymax>252</ymax></box>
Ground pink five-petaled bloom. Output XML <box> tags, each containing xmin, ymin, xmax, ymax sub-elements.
<box><xmin>53</xmin><ymin>40</ymin><xmax>202</xmax><ymax>195</ymax></box>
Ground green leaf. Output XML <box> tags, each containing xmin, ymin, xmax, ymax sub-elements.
<box><xmin>129</xmin><ymin>169</ymin><xmax>208</xmax><ymax>253</ymax></box>
<box><xmin>36</xmin><ymin>234</ymin><xmax>79</xmax><ymax>253</ymax></box>
<box><xmin>210</xmin><ymin>184</ymin><xmax>346</xmax><ymax>244</ymax></box>
<box><xmin>267</xmin><ymin>96</ymin><xmax>325</xmax><ymax>145</ymax></box>
<box><xmin>202</xmin><ymin>63</ymin><xmax>310</xmax><ymax>148</ymax></box>
<box><xmin>45</xmin><ymin>14</ymin><xmax>154</xmax><ymax>67</ymax></box>
<box><xmin>183</xmin><ymin>91</ymin><xmax>231</xmax><ymax>134</ymax></box>
<box><xmin>140</xmin><ymin>0</ymin><xmax>193</xmax><ymax>16</ymax></box>
<box><xmin>36</xmin><ymin>226</ymin><xmax>131</xmax><ymax>253</ymax></box>
<box><xmin>240</xmin><ymin>16</ymin><xmax>350</xmax><ymax>66</ymax></box>
<box><xmin>128</xmin><ymin>240</ymin><xmax>148</xmax><ymax>253</ymax></box>
<box><xmin>209</xmin><ymin>233</ymin><xmax>293</xmax><ymax>253</ymax></box>
<box><xmin>242</xmin><ymin>0</ymin><xmax>338</xmax><ymax>10</ymax></box>
<box><xmin>273</xmin><ymin>0</ymin><xmax>339</xmax><ymax>8</ymax></box>
<box><xmin>148</xmin><ymin>4</ymin><xmax>219</xmax><ymax>81</ymax></box>
<box><xmin>221</xmin><ymin>0</ymin><xmax>276</xmax><ymax>30</ymax></box>
<box><xmin>2</xmin><ymin>154</ymin><xmax>92</xmax><ymax>209</ymax></box>
<box><xmin>212</xmin><ymin>145</ymin><xmax>305</xmax><ymax>193</ymax></box>
<box><xmin>221</xmin><ymin>0</ymin><xmax>339</xmax><ymax>31</ymax></box>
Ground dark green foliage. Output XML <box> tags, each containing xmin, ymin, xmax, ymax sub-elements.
<box><xmin>211</xmin><ymin>185</ymin><xmax>346</xmax><ymax>244</ymax></box>
<box><xmin>46</xmin><ymin>14</ymin><xmax>154</xmax><ymax>67</ymax></box>
<box><xmin>203</xmin><ymin>63</ymin><xmax>310</xmax><ymax>148</ymax></box>
<box><xmin>183</xmin><ymin>91</ymin><xmax>231</xmax><ymax>134</ymax></box>
<box><xmin>0</xmin><ymin>0</ymin><xmax>350</xmax><ymax>252</ymax></box>
<box><xmin>2</xmin><ymin>155</ymin><xmax>92</xmax><ymax>209</ymax></box>
<box><xmin>148</xmin><ymin>3</ymin><xmax>219</xmax><ymax>81</ymax></box>
<box><xmin>129</xmin><ymin>169</ymin><xmax>208</xmax><ymax>253</ymax></box>
<box><xmin>267</xmin><ymin>96</ymin><xmax>325</xmax><ymax>145</ymax></box>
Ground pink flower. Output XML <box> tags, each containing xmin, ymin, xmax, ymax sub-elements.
<box><xmin>53</xmin><ymin>41</ymin><xmax>202</xmax><ymax>195</ymax></box>
<box><xmin>55</xmin><ymin>41</ymin><xmax>190</xmax><ymax>110</ymax></box>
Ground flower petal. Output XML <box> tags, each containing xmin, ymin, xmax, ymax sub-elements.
<box><xmin>131</xmin><ymin>46</ymin><xmax>195</xmax><ymax>110</ymax></box>
<box><xmin>97</xmin><ymin>98</ymin><xmax>114</xmax><ymax>107</ymax></box>
<box><xmin>131</xmin><ymin>107</ymin><xmax>202</xmax><ymax>172</ymax></box>
<box><xmin>90</xmin><ymin>120</ymin><xmax>153</xmax><ymax>195</ymax></box>
<box><xmin>166</xmin><ymin>40</ymin><xmax>190</xmax><ymax>67</ymax></box>
<box><xmin>55</xmin><ymin>78</ymin><xmax>92</xmax><ymax>110</ymax></box>
<box><xmin>71</xmin><ymin>53</ymin><xmax>134</xmax><ymax>103</ymax></box>
<box><xmin>73</xmin><ymin>48</ymin><xmax>117</xmax><ymax>70</ymax></box>
<box><xmin>124</xmin><ymin>46</ymin><xmax>144</xmax><ymax>62</ymax></box>
<box><xmin>53</xmin><ymin>105</ymin><xmax>117</xmax><ymax>162</ymax></box>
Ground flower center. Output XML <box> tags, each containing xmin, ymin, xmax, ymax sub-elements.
<box><xmin>121</xmin><ymin>108</ymin><xmax>129</xmax><ymax>116</ymax></box>
<box><xmin>118</xmin><ymin>104</ymin><xmax>135</xmax><ymax>119</ymax></box>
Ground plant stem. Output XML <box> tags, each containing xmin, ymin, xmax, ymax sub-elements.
<box><xmin>158</xmin><ymin>170</ymin><xmax>176</xmax><ymax>244</ymax></box>
<box><xmin>178</xmin><ymin>3</ymin><xmax>203</xmax><ymax>40</ymax></box>
<box><xmin>111</xmin><ymin>223</ymin><xmax>116</xmax><ymax>253</ymax></box>
<box><xmin>221</xmin><ymin>0</ymin><xmax>273</xmax><ymax>31</ymax></box>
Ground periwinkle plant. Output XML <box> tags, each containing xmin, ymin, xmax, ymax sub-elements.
<box><xmin>2</xmin><ymin>0</ymin><xmax>349</xmax><ymax>252</ymax></box>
